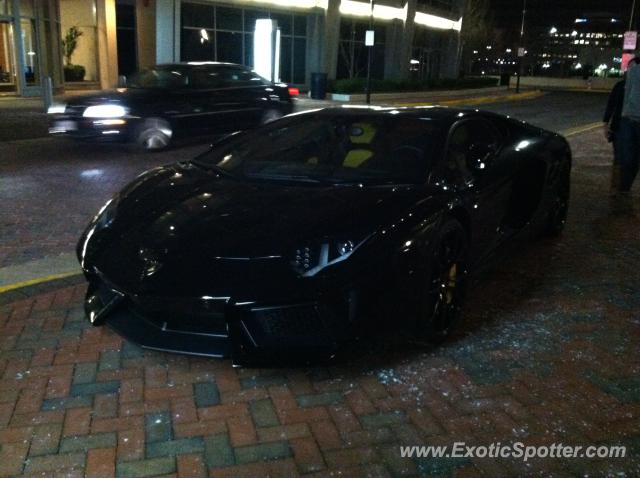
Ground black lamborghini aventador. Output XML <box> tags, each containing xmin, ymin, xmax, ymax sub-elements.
<box><xmin>77</xmin><ymin>106</ymin><xmax>571</xmax><ymax>365</ymax></box>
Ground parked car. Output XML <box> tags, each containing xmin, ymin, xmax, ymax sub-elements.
<box><xmin>78</xmin><ymin>106</ymin><xmax>571</xmax><ymax>365</ymax></box>
<box><xmin>48</xmin><ymin>62</ymin><xmax>295</xmax><ymax>150</ymax></box>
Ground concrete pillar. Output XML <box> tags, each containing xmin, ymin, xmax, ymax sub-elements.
<box><xmin>156</xmin><ymin>0</ymin><xmax>179</xmax><ymax>64</ymax></box>
<box><xmin>324</xmin><ymin>0</ymin><xmax>340</xmax><ymax>80</ymax></box>
<box><xmin>383</xmin><ymin>0</ymin><xmax>416</xmax><ymax>80</ymax></box>
<box><xmin>305</xmin><ymin>9</ymin><xmax>324</xmax><ymax>84</ymax></box>
<box><xmin>96</xmin><ymin>0</ymin><xmax>118</xmax><ymax>89</ymax></box>
<box><xmin>304</xmin><ymin>0</ymin><xmax>340</xmax><ymax>83</ymax></box>
<box><xmin>136</xmin><ymin>0</ymin><xmax>156</xmax><ymax>69</ymax></box>
<box><xmin>440</xmin><ymin>30</ymin><xmax>461</xmax><ymax>79</ymax></box>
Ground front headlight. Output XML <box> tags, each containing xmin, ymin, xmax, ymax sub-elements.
<box><xmin>47</xmin><ymin>103</ymin><xmax>66</xmax><ymax>114</ymax></box>
<box><xmin>292</xmin><ymin>239</ymin><xmax>361</xmax><ymax>277</ymax></box>
<box><xmin>83</xmin><ymin>104</ymin><xmax>127</xmax><ymax>118</ymax></box>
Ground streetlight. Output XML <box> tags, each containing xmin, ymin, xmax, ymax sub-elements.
<box><xmin>516</xmin><ymin>0</ymin><xmax>527</xmax><ymax>93</ymax></box>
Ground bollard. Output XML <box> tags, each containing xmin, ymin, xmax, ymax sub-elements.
<box><xmin>43</xmin><ymin>76</ymin><xmax>53</xmax><ymax>113</ymax></box>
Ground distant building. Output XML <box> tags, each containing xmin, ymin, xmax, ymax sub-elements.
<box><xmin>0</xmin><ymin>0</ymin><xmax>465</xmax><ymax>97</ymax></box>
<box><xmin>468</xmin><ymin>11</ymin><xmax>625</xmax><ymax>79</ymax></box>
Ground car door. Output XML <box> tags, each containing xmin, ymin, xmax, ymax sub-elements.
<box><xmin>441</xmin><ymin>117</ymin><xmax>513</xmax><ymax>261</ymax></box>
<box><xmin>215</xmin><ymin>68</ymin><xmax>269</xmax><ymax>129</ymax></box>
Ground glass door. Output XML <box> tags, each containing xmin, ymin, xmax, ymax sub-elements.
<box><xmin>0</xmin><ymin>20</ymin><xmax>17</xmax><ymax>92</ymax></box>
<box><xmin>20</xmin><ymin>17</ymin><xmax>38</xmax><ymax>86</ymax></box>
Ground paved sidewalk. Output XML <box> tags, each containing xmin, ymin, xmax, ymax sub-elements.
<box><xmin>0</xmin><ymin>129</ymin><xmax>638</xmax><ymax>477</ymax></box>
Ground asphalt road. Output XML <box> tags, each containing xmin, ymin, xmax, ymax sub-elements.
<box><xmin>0</xmin><ymin>90</ymin><xmax>611</xmax><ymax>280</ymax></box>
<box><xmin>476</xmin><ymin>90</ymin><xmax>607</xmax><ymax>133</ymax></box>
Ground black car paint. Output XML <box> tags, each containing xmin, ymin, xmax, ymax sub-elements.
<box><xmin>78</xmin><ymin>107</ymin><xmax>572</xmax><ymax>365</ymax></box>
<box><xmin>49</xmin><ymin>63</ymin><xmax>293</xmax><ymax>144</ymax></box>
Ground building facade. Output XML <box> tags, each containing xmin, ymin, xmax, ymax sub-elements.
<box><xmin>2</xmin><ymin>0</ymin><xmax>464</xmax><ymax>96</ymax></box>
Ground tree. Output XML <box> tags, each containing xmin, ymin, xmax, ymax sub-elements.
<box><xmin>459</xmin><ymin>0</ymin><xmax>494</xmax><ymax>75</ymax></box>
<box><xmin>61</xmin><ymin>26</ymin><xmax>83</xmax><ymax>66</ymax></box>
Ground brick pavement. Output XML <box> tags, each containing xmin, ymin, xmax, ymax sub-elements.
<box><xmin>0</xmin><ymin>130</ymin><xmax>639</xmax><ymax>477</ymax></box>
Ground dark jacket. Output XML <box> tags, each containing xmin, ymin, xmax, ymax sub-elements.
<box><xmin>604</xmin><ymin>79</ymin><xmax>625</xmax><ymax>135</ymax></box>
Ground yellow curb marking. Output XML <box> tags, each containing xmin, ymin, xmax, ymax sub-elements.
<box><xmin>396</xmin><ymin>90</ymin><xmax>545</xmax><ymax>107</ymax></box>
<box><xmin>0</xmin><ymin>271</ymin><xmax>80</xmax><ymax>294</ymax></box>
<box><xmin>562</xmin><ymin>122</ymin><xmax>603</xmax><ymax>137</ymax></box>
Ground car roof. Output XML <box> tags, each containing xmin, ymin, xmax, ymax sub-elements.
<box><xmin>290</xmin><ymin>105</ymin><xmax>497</xmax><ymax>123</ymax></box>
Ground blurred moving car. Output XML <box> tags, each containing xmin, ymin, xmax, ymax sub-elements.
<box><xmin>78</xmin><ymin>107</ymin><xmax>571</xmax><ymax>365</ymax></box>
<box><xmin>48</xmin><ymin>62</ymin><xmax>295</xmax><ymax>151</ymax></box>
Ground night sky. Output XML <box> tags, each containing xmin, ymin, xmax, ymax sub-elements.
<box><xmin>491</xmin><ymin>0</ymin><xmax>635</xmax><ymax>31</ymax></box>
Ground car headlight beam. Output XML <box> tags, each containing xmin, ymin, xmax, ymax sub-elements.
<box><xmin>83</xmin><ymin>105</ymin><xmax>127</xmax><ymax>118</ymax></box>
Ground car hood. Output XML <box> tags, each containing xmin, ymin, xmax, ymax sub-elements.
<box><xmin>82</xmin><ymin>162</ymin><xmax>444</xmax><ymax>296</ymax></box>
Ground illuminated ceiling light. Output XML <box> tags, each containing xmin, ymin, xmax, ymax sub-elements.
<box><xmin>200</xmin><ymin>29</ymin><xmax>209</xmax><ymax>42</ymax></box>
<box><xmin>245</xmin><ymin>0</ymin><xmax>327</xmax><ymax>8</ymax></box>
<box><xmin>549</xmin><ymin>26</ymin><xmax>557</xmax><ymax>34</ymax></box>
<box><xmin>414</xmin><ymin>12</ymin><xmax>462</xmax><ymax>31</ymax></box>
<box><xmin>575</xmin><ymin>18</ymin><xmax>587</xmax><ymax>23</ymax></box>
<box><xmin>339</xmin><ymin>0</ymin><xmax>407</xmax><ymax>21</ymax></box>
<box><xmin>410</xmin><ymin>59</ymin><xmax>420</xmax><ymax>64</ymax></box>
<box><xmin>571</xmin><ymin>30</ymin><xmax>578</xmax><ymax>37</ymax></box>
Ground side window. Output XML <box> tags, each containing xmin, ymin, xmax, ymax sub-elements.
<box><xmin>445</xmin><ymin>120</ymin><xmax>500</xmax><ymax>185</ymax></box>
<box><xmin>218</xmin><ymin>68</ymin><xmax>266</xmax><ymax>87</ymax></box>
<box><xmin>191</xmin><ymin>68</ymin><xmax>224</xmax><ymax>89</ymax></box>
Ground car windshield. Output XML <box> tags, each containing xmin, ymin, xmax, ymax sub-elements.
<box><xmin>128</xmin><ymin>68</ymin><xmax>189</xmax><ymax>89</ymax></box>
<box><xmin>193</xmin><ymin>114</ymin><xmax>444</xmax><ymax>185</ymax></box>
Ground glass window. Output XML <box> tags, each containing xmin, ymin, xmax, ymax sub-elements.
<box><xmin>21</xmin><ymin>18</ymin><xmax>39</xmax><ymax>85</ymax></box>
<box><xmin>182</xmin><ymin>3</ymin><xmax>214</xmax><ymax>28</ymax></box>
<box><xmin>244</xmin><ymin>9</ymin><xmax>269</xmax><ymax>32</ymax></box>
<box><xmin>181</xmin><ymin>28</ymin><xmax>215</xmax><ymax>61</ymax></box>
<box><xmin>280</xmin><ymin>36</ymin><xmax>292</xmax><ymax>83</ymax></box>
<box><xmin>196</xmin><ymin>115</ymin><xmax>443</xmax><ymax>185</ymax></box>
<box><xmin>0</xmin><ymin>22</ymin><xmax>17</xmax><ymax>88</ymax></box>
<box><xmin>293</xmin><ymin>15</ymin><xmax>306</xmax><ymax>36</ymax></box>
<box><xmin>191</xmin><ymin>68</ymin><xmax>224</xmax><ymax>89</ymax></box>
<box><xmin>218</xmin><ymin>67</ymin><xmax>265</xmax><ymax>87</ymax></box>
<box><xmin>216</xmin><ymin>31</ymin><xmax>242</xmax><ymax>63</ymax></box>
<box><xmin>60</xmin><ymin>0</ymin><xmax>99</xmax><ymax>82</ymax></box>
<box><xmin>216</xmin><ymin>6</ymin><xmax>242</xmax><ymax>31</ymax></box>
<box><xmin>128</xmin><ymin>68</ymin><xmax>189</xmax><ymax>89</ymax></box>
<box><xmin>293</xmin><ymin>38</ymin><xmax>306</xmax><ymax>84</ymax></box>
<box><xmin>270</xmin><ymin>12</ymin><xmax>291</xmax><ymax>36</ymax></box>
<box><xmin>244</xmin><ymin>33</ymin><xmax>253</xmax><ymax>67</ymax></box>
<box><xmin>19</xmin><ymin>0</ymin><xmax>34</xmax><ymax>17</ymax></box>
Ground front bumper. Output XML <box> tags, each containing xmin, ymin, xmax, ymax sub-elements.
<box><xmin>84</xmin><ymin>273</ymin><xmax>356</xmax><ymax>365</ymax></box>
<box><xmin>49</xmin><ymin>115</ymin><xmax>135</xmax><ymax>141</ymax></box>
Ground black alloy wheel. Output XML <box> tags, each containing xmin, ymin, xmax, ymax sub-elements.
<box><xmin>419</xmin><ymin>219</ymin><xmax>468</xmax><ymax>343</ymax></box>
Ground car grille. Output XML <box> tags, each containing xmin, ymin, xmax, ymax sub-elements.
<box><xmin>130</xmin><ymin>296</ymin><xmax>228</xmax><ymax>337</ymax></box>
<box><xmin>251</xmin><ymin>303</ymin><xmax>342</xmax><ymax>340</ymax></box>
<box><xmin>64</xmin><ymin>105</ymin><xmax>86</xmax><ymax>117</ymax></box>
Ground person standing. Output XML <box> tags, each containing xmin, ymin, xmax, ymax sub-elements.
<box><xmin>603</xmin><ymin>78</ymin><xmax>625</xmax><ymax>194</ymax></box>
<box><xmin>618</xmin><ymin>58</ymin><xmax>640</xmax><ymax>196</ymax></box>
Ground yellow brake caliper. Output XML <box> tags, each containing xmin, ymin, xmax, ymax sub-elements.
<box><xmin>445</xmin><ymin>263</ymin><xmax>457</xmax><ymax>304</ymax></box>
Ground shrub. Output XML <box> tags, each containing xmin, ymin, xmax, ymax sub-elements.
<box><xmin>64</xmin><ymin>64</ymin><xmax>86</xmax><ymax>82</ymax></box>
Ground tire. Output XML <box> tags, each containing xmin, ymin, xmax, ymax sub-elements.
<box><xmin>543</xmin><ymin>165</ymin><xmax>570</xmax><ymax>237</ymax></box>
<box><xmin>135</xmin><ymin>118</ymin><xmax>172</xmax><ymax>152</ymax></box>
<box><xmin>261</xmin><ymin>108</ymin><xmax>283</xmax><ymax>125</ymax></box>
<box><xmin>416</xmin><ymin>218</ymin><xmax>469</xmax><ymax>344</ymax></box>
